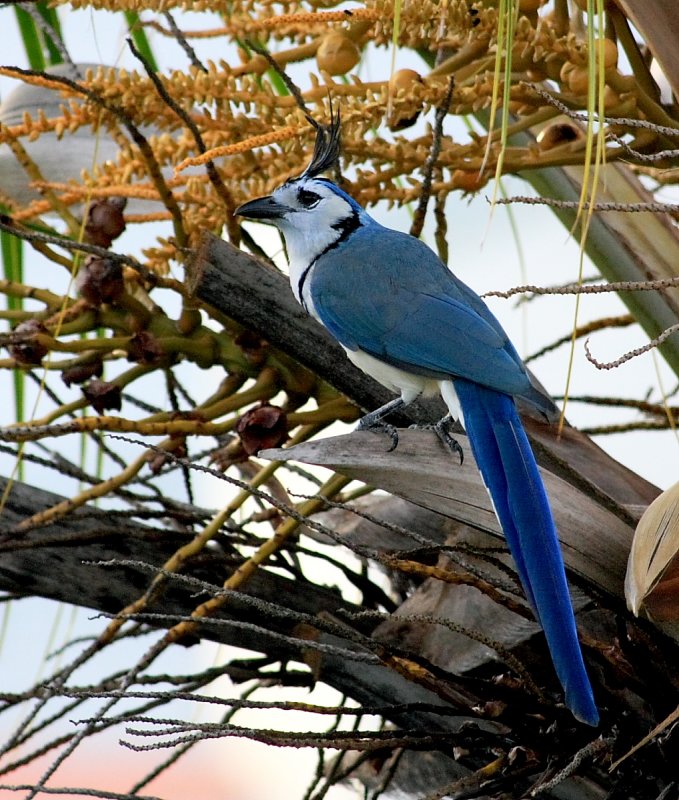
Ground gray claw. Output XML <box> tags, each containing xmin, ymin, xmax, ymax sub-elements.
<box><xmin>434</xmin><ymin>417</ymin><xmax>464</xmax><ymax>465</ymax></box>
<box><xmin>407</xmin><ymin>418</ymin><xmax>463</xmax><ymax>463</ymax></box>
<box><xmin>358</xmin><ymin>418</ymin><xmax>399</xmax><ymax>451</ymax></box>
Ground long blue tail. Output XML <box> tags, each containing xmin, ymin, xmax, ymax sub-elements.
<box><xmin>454</xmin><ymin>378</ymin><xmax>598</xmax><ymax>725</ymax></box>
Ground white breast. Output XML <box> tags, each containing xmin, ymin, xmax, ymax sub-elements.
<box><xmin>344</xmin><ymin>348</ymin><xmax>438</xmax><ymax>405</ymax></box>
<box><xmin>345</xmin><ymin>349</ymin><xmax>464</xmax><ymax>424</ymax></box>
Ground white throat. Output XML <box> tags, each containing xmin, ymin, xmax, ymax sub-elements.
<box><xmin>278</xmin><ymin>215</ymin><xmax>342</xmax><ymax>305</ymax></box>
<box><xmin>264</xmin><ymin>178</ymin><xmax>364</xmax><ymax>312</ymax></box>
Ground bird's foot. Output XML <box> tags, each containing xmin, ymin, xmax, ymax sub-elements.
<box><xmin>435</xmin><ymin>416</ymin><xmax>464</xmax><ymax>464</ymax></box>
<box><xmin>357</xmin><ymin>415</ymin><xmax>399</xmax><ymax>452</ymax></box>
<box><xmin>410</xmin><ymin>416</ymin><xmax>463</xmax><ymax>464</ymax></box>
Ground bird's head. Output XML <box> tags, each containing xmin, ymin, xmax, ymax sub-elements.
<box><xmin>235</xmin><ymin>111</ymin><xmax>369</xmax><ymax>266</ymax></box>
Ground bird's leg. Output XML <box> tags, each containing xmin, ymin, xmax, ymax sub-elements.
<box><xmin>434</xmin><ymin>414</ymin><xmax>464</xmax><ymax>464</ymax></box>
<box><xmin>409</xmin><ymin>414</ymin><xmax>464</xmax><ymax>464</ymax></box>
<box><xmin>356</xmin><ymin>397</ymin><xmax>406</xmax><ymax>452</ymax></box>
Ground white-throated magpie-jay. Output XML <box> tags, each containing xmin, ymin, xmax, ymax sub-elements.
<box><xmin>236</xmin><ymin>119</ymin><xmax>598</xmax><ymax>726</ymax></box>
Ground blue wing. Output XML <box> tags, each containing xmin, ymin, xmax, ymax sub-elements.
<box><xmin>310</xmin><ymin>223</ymin><xmax>598</xmax><ymax>724</ymax></box>
<box><xmin>309</xmin><ymin>224</ymin><xmax>547</xmax><ymax>410</ymax></box>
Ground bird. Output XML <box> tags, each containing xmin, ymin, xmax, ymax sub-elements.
<box><xmin>235</xmin><ymin>117</ymin><xmax>599</xmax><ymax>726</ymax></box>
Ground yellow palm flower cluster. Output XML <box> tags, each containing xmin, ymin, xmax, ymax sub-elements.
<box><xmin>0</xmin><ymin>0</ymin><xmax>668</xmax><ymax>274</ymax></box>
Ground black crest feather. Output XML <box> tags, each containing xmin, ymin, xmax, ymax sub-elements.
<box><xmin>301</xmin><ymin>105</ymin><xmax>341</xmax><ymax>179</ymax></box>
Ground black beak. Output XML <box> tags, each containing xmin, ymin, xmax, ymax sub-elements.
<box><xmin>235</xmin><ymin>195</ymin><xmax>290</xmax><ymax>221</ymax></box>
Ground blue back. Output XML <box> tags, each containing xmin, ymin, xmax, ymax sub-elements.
<box><xmin>309</xmin><ymin>223</ymin><xmax>549</xmax><ymax>411</ymax></box>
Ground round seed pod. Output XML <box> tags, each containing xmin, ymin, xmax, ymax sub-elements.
<box><xmin>84</xmin><ymin>197</ymin><xmax>127</xmax><ymax>248</ymax></box>
<box><xmin>82</xmin><ymin>379</ymin><xmax>122</xmax><ymax>414</ymax></box>
<box><xmin>236</xmin><ymin>403</ymin><xmax>289</xmax><ymax>455</ymax></box>
<box><xmin>567</xmin><ymin>65</ymin><xmax>590</xmax><ymax>95</ymax></box>
<box><xmin>389</xmin><ymin>68</ymin><xmax>422</xmax><ymax>94</ymax></box>
<box><xmin>62</xmin><ymin>356</ymin><xmax>104</xmax><ymax>387</ymax></box>
<box><xmin>593</xmin><ymin>38</ymin><xmax>618</xmax><ymax>70</ymax></box>
<box><xmin>536</xmin><ymin>121</ymin><xmax>584</xmax><ymax>150</ymax></box>
<box><xmin>316</xmin><ymin>32</ymin><xmax>360</xmax><ymax>75</ymax></box>
<box><xmin>77</xmin><ymin>255</ymin><xmax>125</xmax><ymax>306</ymax></box>
<box><xmin>127</xmin><ymin>330</ymin><xmax>164</xmax><ymax>365</ymax></box>
<box><xmin>526</xmin><ymin>66</ymin><xmax>547</xmax><ymax>82</ymax></box>
<box><xmin>451</xmin><ymin>170</ymin><xmax>486</xmax><ymax>193</ymax></box>
<box><xmin>9</xmin><ymin>319</ymin><xmax>49</xmax><ymax>366</ymax></box>
<box><xmin>388</xmin><ymin>69</ymin><xmax>423</xmax><ymax>131</ymax></box>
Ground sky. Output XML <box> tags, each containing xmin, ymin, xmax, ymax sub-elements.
<box><xmin>1</xmin><ymin>4</ymin><xmax>678</xmax><ymax>799</ymax></box>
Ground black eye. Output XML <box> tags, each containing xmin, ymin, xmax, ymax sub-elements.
<box><xmin>297</xmin><ymin>188</ymin><xmax>321</xmax><ymax>208</ymax></box>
